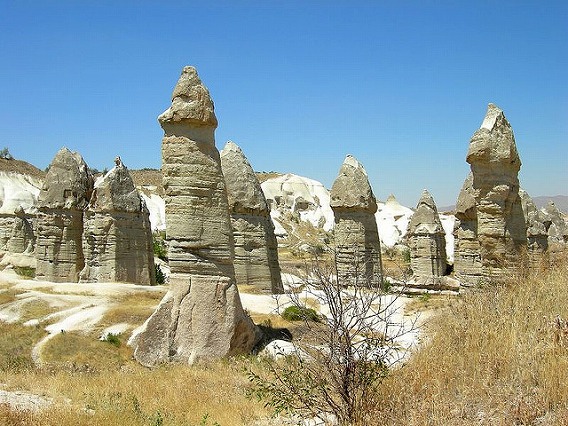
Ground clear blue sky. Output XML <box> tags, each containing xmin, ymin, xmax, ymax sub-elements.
<box><xmin>1</xmin><ymin>1</ymin><xmax>566</xmax><ymax>207</ymax></box>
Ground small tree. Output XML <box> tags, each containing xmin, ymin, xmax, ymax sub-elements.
<box><xmin>249</xmin><ymin>251</ymin><xmax>417</xmax><ymax>425</ymax></box>
<box><xmin>0</xmin><ymin>147</ymin><xmax>13</xmax><ymax>160</ymax></box>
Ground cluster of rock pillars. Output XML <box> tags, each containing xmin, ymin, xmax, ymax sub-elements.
<box><xmin>1</xmin><ymin>66</ymin><xmax>566</xmax><ymax>365</ymax></box>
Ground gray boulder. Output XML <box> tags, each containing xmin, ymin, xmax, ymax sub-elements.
<box><xmin>133</xmin><ymin>66</ymin><xmax>259</xmax><ymax>366</ymax></box>
<box><xmin>220</xmin><ymin>141</ymin><xmax>283</xmax><ymax>294</ymax></box>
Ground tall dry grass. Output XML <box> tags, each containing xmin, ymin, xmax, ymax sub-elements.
<box><xmin>374</xmin><ymin>256</ymin><xmax>568</xmax><ymax>425</ymax></box>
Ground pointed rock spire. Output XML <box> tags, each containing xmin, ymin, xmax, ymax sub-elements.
<box><xmin>330</xmin><ymin>155</ymin><xmax>382</xmax><ymax>287</ymax></box>
<box><xmin>330</xmin><ymin>155</ymin><xmax>377</xmax><ymax>212</ymax></box>
<box><xmin>133</xmin><ymin>66</ymin><xmax>259</xmax><ymax>366</ymax></box>
<box><xmin>407</xmin><ymin>190</ymin><xmax>447</xmax><ymax>280</ymax></box>
<box><xmin>80</xmin><ymin>160</ymin><xmax>156</xmax><ymax>285</ymax></box>
<box><xmin>462</xmin><ymin>103</ymin><xmax>527</xmax><ymax>283</ymax></box>
<box><xmin>35</xmin><ymin>147</ymin><xmax>94</xmax><ymax>282</ymax></box>
<box><xmin>220</xmin><ymin>140</ymin><xmax>283</xmax><ymax>294</ymax></box>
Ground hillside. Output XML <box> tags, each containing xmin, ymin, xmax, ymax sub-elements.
<box><xmin>0</xmin><ymin>158</ymin><xmax>45</xmax><ymax>180</ymax></box>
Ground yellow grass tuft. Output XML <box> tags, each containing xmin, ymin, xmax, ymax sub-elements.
<box><xmin>374</xmin><ymin>255</ymin><xmax>568</xmax><ymax>425</ymax></box>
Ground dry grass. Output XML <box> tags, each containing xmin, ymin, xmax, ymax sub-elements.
<box><xmin>1</xmin><ymin>359</ymin><xmax>269</xmax><ymax>425</ymax></box>
<box><xmin>97</xmin><ymin>291</ymin><xmax>164</xmax><ymax>330</ymax></box>
<box><xmin>373</xmin><ymin>255</ymin><xmax>568</xmax><ymax>425</ymax></box>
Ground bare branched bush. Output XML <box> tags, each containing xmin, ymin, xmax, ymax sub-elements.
<box><xmin>249</xmin><ymin>252</ymin><xmax>418</xmax><ymax>425</ymax></box>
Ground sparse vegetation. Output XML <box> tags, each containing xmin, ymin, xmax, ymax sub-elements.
<box><xmin>372</xmin><ymin>255</ymin><xmax>568</xmax><ymax>425</ymax></box>
<box><xmin>13</xmin><ymin>266</ymin><xmax>35</xmax><ymax>279</ymax></box>
<box><xmin>281</xmin><ymin>305</ymin><xmax>320</xmax><ymax>322</ymax></box>
<box><xmin>154</xmin><ymin>264</ymin><xmax>166</xmax><ymax>285</ymax></box>
<box><xmin>1</xmin><ymin>255</ymin><xmax>567</xmax><ymax>424</ymax></box>
<box><xmin>250</xmin><ymin>254</ymin><xmax>414</xmax><ymax>425</ymax></box>
<box><xmin>153</xmin><ymin>232</ymin><xmax>168</xmax><ymax>261</ymax></box>
<box><xmin>0</xmin><ymin>147</ymin><xmax>14</xmax><ymax>160</ymax></box>
<box><xmin>104</xmin><ymin>332</ymin><xmax>122</xmax><ymax>347</ymax></box>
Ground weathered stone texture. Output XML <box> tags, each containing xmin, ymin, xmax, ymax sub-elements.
<box><xmin>407</xmin><ymin>190</ymin><xmax>447</xmax><ymax>281</ymax></box>
<box><xmin>519</xmin><ymin>189</ymin><xmax>548</xmax><ymax>268</ymax></box>
<box><xmin>330</xmin><ymin>155</ymin><xmax>382</xmax><ymax>287</ymax></box>
<box><xmin>220</xmin><ymin>141</ymin><xmax>283</xmax><ymax>294</ymax></box>
<box><xmin>453</xmin><ymin>172</ymin><xmax>482</xmax><ymax>285</ymax></box>
<box><xmin>80</xmin><ymin>160</ymin><xmax>156</xmax><ymax>284</ymax></box>
<box><xmin>133</xmin><ymin>66</ymin><xmax>259</xmax><ymax>366</ymax></box>
<box><xmin>35</xmin><ymin>147</ymin><xmax>93</xmax><ymax>282</ymax></box>
<box><xmin>7</xmin><ymin>206</ymin><xmax>35</xmax><ymax>254</ymax></box>
<box><xmin>465</xmin><ymin>104</ymin><xmax>527</xmax><ymax>282</ymax></box>
<box><xmin>541</xmin><ymin>201</ymin><xmax>568</xmax><ymax>264</ymax></box>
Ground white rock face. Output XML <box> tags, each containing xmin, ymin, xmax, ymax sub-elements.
<box><xmin>375</xmin><ymin>195</ymin><xmax>414</xmax><ymax>248</ymax></box>
<box><xmin>261</xmin><ymin>173</ymin><xmax>335</xmax><ymax>233</ymax></box>
<box><xmin>0</xmin><ymin>171</ymin><xmax>41</xmax><ymax>214</ymax></box>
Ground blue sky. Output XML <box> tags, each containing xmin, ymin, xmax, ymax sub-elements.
<box><xmin>1</xmin><ymin>1</ymin><xmax>566</xmax><ymax>207</ymax></box>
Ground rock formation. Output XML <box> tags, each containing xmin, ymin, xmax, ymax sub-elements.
<box><xmin>453</xmin><ymin>172</ymin><xmax>482</xmax><ymax>285</ymax></box>
<box><xmin>6</xmin><ymin>206</ymin><xmax>35</xmax><ymax>254</ymax></box>
<box><xmin>541</xmin><ymin>201</ymin><xmax>568</xmax><ymax>264</ymax></box>
<box><xmin>406</xmin><ymin>190</ymin><xmax>447</xmax><ymax>281</ymax></box>
<box><xmin>519</xmin><ymin>189</ymin><xmax>548</xmax><ymax>268</ymax></box>
<box><xmin>35</xmin><ymin>147</ymin><xmax>93</xmax><ymax>282</ymax></box>
<box><xmin>464</xmin><ymin>103</ymin><xmax>527</xmax><ymax>282</ymax></box>
<box><xmin>330</xmin><ymin>155</ymin><xmax>382</xmax><ymax>287</ymax></box>
<box><xmin>80</xmin><ymin>158</ymin><xmax>156</xmax><ymax>284</ymax></box>
<box><xmin>220</xmin><ymin>141</ymin><xmax>283</xmax><ymax>294</ymax></box>
<box><xmin>133</xmin><ymin>66</ymin><xmax>259</xmax><ymax>366</ymax></box>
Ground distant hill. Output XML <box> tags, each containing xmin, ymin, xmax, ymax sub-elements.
<box><xmin>532</xmin><ymin>195</ymin><xmax>568</xmax><ymax>213</ymax></box>
<box><xmin>0</xmin><ymin>158</ymin><xmax>45</xmax><ymax>180</ymax></box>
<box><xmin>441</xmin><ymin>194</ymin><xmax>568</xmax><ymax>214</ymax></box>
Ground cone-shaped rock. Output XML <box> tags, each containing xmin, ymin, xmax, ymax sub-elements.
<box><xmin>330</xmin><ymin>155</ymin><xmax>382</xmax><ymax>287</ymax></box>
<box><xmin>80</xmin><ymin>158</ymin><xmax>156</xmax><ymax>284</ymax></box>
<box><xmin>453</xmin><ymin>172</ymin><xmax>482</xmax><ymax>285</ymax></box>
<box><xmin>465</xmin><ymin>104</ymin><xmax>527</xmax><ymax>282</ymax></box>
<box><xmin>35</xmin><ymin>147</ymin><xmax>93</xmax><ymax>282</ymax></box>
<box><xmin>133</xmin><ymin>66</ymin><xmax>259</xmax><ymax>366</ymax></box>
<box><xmin>220</xmin><ymin>141</ymin><xmax>283</xmax><ymax>294</ymax></box>
<box><xmin>519</xmin><ymin>189</ymin><xmax>548</xmax><ymax>268</ymax></box>
<box><xmin>541</xmin><ymin>201</ymin><xmax>568</xmax><ymax>264</ymax></box>
<box><xmin>7</xmin><ymin>206</ymin><xmax>35</xmax><ymax>254</ymax></box>
<box><xmin>407</xmin><ymin>190</ymin><xmax>447</xmax><ymax>280</ymax></box>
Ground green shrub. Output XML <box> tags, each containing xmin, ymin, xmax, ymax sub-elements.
<box><xmin>13</xmin><ymin>266</ymin><xmax>35</xmax><ymax>279</ymax></box>
<box><xmin>153</xmin><ymin>234</ymin><xmax>168</xmax><ymax>261</ymax></box>
<box><xmin>103</xmin><ymin>333</ymin><xmax>121</xmax><ymax>347</ymax></box>
<box><xmin>281</xmin><ymin>305</ymin><xmax>320</xmax><ymax>322</ymax></box>
<box><xmin>154</xmin><ymin>264</ymin><xmax>166</xmax><ymax>285</ymax></box>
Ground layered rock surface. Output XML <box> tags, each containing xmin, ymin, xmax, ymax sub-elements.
<box><xmin>7</xmin><ymin>206</ymin><xmax>35</xmax><ymax>254</ymax></box>
<box><xmin>519</xmin><ymin>189</ymin><xmax>548</xmax><ymax>268</ymax></box>
<box><xmin>464</xmin><ymin>104</ymin><xmax>527</xmax><ymax>282</ymax></box>
<box><xmin>453</xmin><ymin>172</ymin><xmax>482</xmax><ymax>285</ymax></box>
<box><xmin>407</xmin><ymin>190</ymin><xmax>447</xmax><ymax>281</ymax></box>
<box><xmin>80</xmin><ymin>158</ymin><xmax>155</xmax><ymax>284</ymax></box>
<box><xmin>35</xmin><ymin>148</ymin><xmax>93</xmax><ymax>282</ymax></box>
<box><xmin>220</xmin><ymin>141</ymin><xmax>283</xmax><ymax>294</ymax></box>
<box><xmin>541</xmin><ymin>201</ymin><xmax>568</xmax><ymax>263</ymax></box>
<box><xmin>133</xmin><ymin>66</ymin><xmax>259</xmax><ymax>366</ymax></box>
<box><xmin>330</xmin><ymin>155</ymin><xmax>382</xmax><ymax>287</ymax></box>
